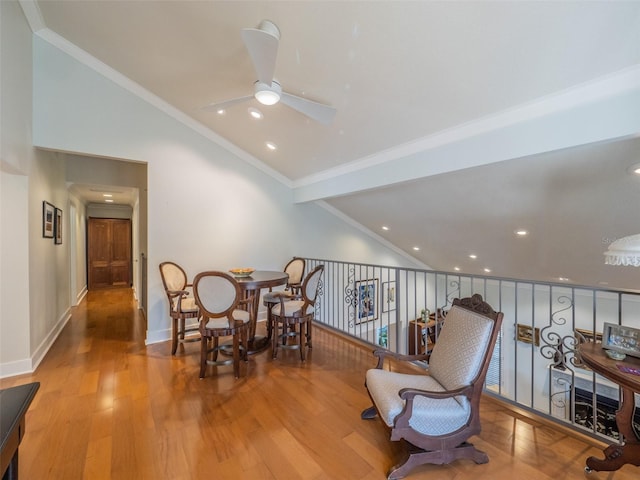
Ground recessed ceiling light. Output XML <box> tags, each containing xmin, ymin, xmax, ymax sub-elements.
<box><xmin>248</xmin><ymin>107</ymin><xmax>263</xmax><ymax>119</ymax></box>
<box><xmin>103</xmin><ymin>194</ymin><xmax>113</xmax><ymax>198</ymax></box>
<box><xmin>628</xmin><ymin>163</ymin><xmax>640</xmax><ymax>175</ymax></box>
<box><xmin>217</xmin><ymin>109</ymin><xmax>225</xmax><ymax>115</ymax></box>
<box><xmin>484</xmin><ymin>268</ymin><xmax>491</xmax><ymax>273</ymax></box>
<box><xmin>413</xmin><ymin>246</ymin><xmax>420</xmax><ymax>251</ymax></box>
<box><xmin>469</xmin><ymin>254</ymin><xmax>477</xmax><ymax>259</ymax></box>
<box><xmin>382</xmin><ymin>226</ymin><xmax>389</xmax><ymax>231</ymax></box>
<box><xmin>515</xmin><ymin>229</ymin><xmax>528</xmax><ymax>236</ymax></box>
<box><xmin>454</xmin><ymin>267</ymin><xmax>460</xmax><ymax>271</ymax></box>
<box><xmin>265</xmin><ymin>142</ymin><xmax>277</xmax><ymax>151</ymax></box>
<box><xmin>105</xmin><ymin>199</ymin><xmax>114</xmax><ymax>203</ymax></box>
<box><xmin>558</xmin><ymin>277</ymin><xmax>570</xmax><ymax>282</ymax></box>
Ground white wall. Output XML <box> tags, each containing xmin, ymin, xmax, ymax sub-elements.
<box><xmin>31</xmin><ymin>34</ymin><xmax>421</xmax><ymax>348</ymax></box>
<box><xmin>1</xmin><ymin>1</ymin><xmax>72</xmax><ymax>377</ymax></box>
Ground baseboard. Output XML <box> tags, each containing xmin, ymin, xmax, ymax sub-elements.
<box><xmin>0</xmin><ymin>358</ymin><xmax>34</xmax><ymax>379</ymax></box>
<box><xmin>75</xmin><ymin>286</ymin><xmax>88</xmax><ymax>306</ymax></box>
<box><xmin>0</xmin><ymin>308</ymin><xmax>71</xmax><ymax>379</ymax></box>
<box><xmin>31</xmin><ymin>309</ymin><xmax>72</xmax><ymax>372</ymax></box>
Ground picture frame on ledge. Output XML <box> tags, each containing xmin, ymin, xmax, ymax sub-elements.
<box><xmin>42</xmin><ymin>201</ymin><xmax>55</xmax><ymax>238</ymax></box>
<box><xmin>355</xmin><ymin>278</ymin><xmax>378</xmax><ymax>324</ymax></box>
<box><xmin>602</xmin><ymin>322</ymin><xmax>640</xmax><ymax>358</ymax></box>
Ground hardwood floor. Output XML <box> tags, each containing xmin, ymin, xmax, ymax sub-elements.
<box><xmin>1</xmin><ymin>287</ymin><xmax>637</xmax><ymax>479</ymax></box>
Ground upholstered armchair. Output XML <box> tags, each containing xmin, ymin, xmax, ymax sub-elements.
<box><xmin>361</xmin><ymin>294</ymin><xmax>504</xmax><ymax>479</ymax></box>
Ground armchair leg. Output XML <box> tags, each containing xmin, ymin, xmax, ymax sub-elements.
<box><xmin>361</xmin><ymin>406</ymin><xmax>378</xmax><ymax>420</ymax></box>
<box><xmin>387</xmin><ymin>441</ymin><xmax>489</xmax><ymax>480</ymax></box>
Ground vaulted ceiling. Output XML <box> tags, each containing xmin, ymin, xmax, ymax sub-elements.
<box><xmin>23</xmin><ymin>1</ymin><xmax>640</xmax><ymax>291</ymax></box>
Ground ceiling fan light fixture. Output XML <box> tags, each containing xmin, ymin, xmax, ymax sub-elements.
<box><xmin>254</xmin><ymin>81</ymin><xmax>281</xmax><ymax>105</ymax></box>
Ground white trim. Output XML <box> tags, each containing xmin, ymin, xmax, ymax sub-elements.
<box><xmin>18</xmin><ymin>0</ymin><xmax>46</xmax><ymax>32</ymax></box>
<box><xmin>316</xmin><ymin>200</ymin><xmax>430</xmax><ymax>269</ymax></box>
<box><xmin>294</xmin><ymin>65</ymin><xmax>640</xmax><ymax>189</ymax></box>
<box><xmin>0</xmin><ymin>309</ymin><xmax>73</xmax><ymax>378</ymax></box>
<box><xmin>34</xmin><ymin>28</ymin><xmax>293</xmax><ymax>189</ymax></box>
<box><xmin>31</xmin><ymin>309</ymin><xmax>72</xmax><ymax>372</ymax></box>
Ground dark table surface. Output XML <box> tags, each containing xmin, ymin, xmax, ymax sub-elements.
<box><xmin>1</xmin><ymin>382</ymin><xmax>40</xmax><ymax>479</ymax></box>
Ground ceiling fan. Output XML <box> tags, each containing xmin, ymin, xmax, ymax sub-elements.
<box><xmin>203</xmin><ymin>20</ymin><xmax>337</xmax><ymax>125</ymax></box>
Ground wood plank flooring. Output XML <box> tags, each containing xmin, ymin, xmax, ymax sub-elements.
<box><xmin>1</xmin><ymin>287</ymin><xmax>638</xmax><ymax>479</ymax></box>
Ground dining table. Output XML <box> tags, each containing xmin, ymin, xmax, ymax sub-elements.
<box><xmin>577</xmin><ymin>342</ymin><xmax>640</xmax><ymax>472</ymax></box>
<box><xmin>233</xmin><ymin>270</ymin><xmax>288</xmax><ymax>354</ymax></box>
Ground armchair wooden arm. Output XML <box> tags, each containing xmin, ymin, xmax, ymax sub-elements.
<box><xmin>372</xmin><ymin>348</ymin><xmax>430</xmax><ymax>368</ymax></box>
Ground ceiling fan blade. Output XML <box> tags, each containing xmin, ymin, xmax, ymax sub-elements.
<box><xmin>201</xmin><ymin>95</ymin><xmax>253</xmax><ymax>112</ymax></box>
<box><xmin>280</xmin><ymin>92</ymin><xmax>337</xmax><ymax>125</ymax></box>
<box><xmin>241</xmin><ymin>20</ymin><xmax>280</xmax><ymax>84</ymax></box>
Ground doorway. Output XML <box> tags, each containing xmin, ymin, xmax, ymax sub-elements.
<box><xmin>88</xmin><ymin>217</ymin><xmax>132</xmax><ymax>289</ymax></box>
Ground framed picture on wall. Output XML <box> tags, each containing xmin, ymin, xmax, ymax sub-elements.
<box><xmin>54</xmin><ymin>208</ymin><xmax>63</xmax><ymax>245</ymax></box>
<box><xmin>382</xmin><ymin>281</ymin><xmax>396</xmax><ymax>312</ymax></box>
<box><xmin>355</xmin><ymin>278</ymin><xmax>378</xmax><ymax>323</ymax></box>
<box><xmin>42</xmin><ymin>201</ymin><xmax>55</xmax><ymax>238</ymax></box>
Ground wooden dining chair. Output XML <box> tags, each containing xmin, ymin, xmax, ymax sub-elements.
<box><xmin>159</xmin><ymin>261</ymin><xmax>200</xmax><ymax>355</ymax></box>
<box><xmin>270</xmin><ymin>264</ymin><xmax>324</xmax><ymax>361</ymax></box>
<box><xmin>192</xmin><ymin>271</ymin><xmax>252</xmax><ymax>378</ymax></box>
<box><xmin>263</xmin><ymin>257</ymin><xmax>306</xmax><ymax>338</ymax></box>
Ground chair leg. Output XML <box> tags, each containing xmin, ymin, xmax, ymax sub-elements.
<box><xmin>266</xmin><ymin>305</ymin><xmax>273</xmax><ymax>340</ymax></box>
<box><xmin>306</xmin><ymin>319</ymin><xmax>312</xmax><ymax>349</ymax></box>
<box><xmin>199</xmin><ymin>336</ymin><xmax>208</xmax><ymax>378</ymax></box>
<box><xmin>361</xmin><ymin>406</ymin><xmax>378</xmax><ymax>419</ymax></box>
<box><xmin>241</xmin><ymin>328</ymin><xmax>249</xmax><ymax>362</ymax></box>
<box><xmin>272</xmin><ymin>318</ymin><xmax>279</xmax><ymax>359</ymax></box>
<box><xmin>299</xmin><ymin>322</ymin><xmax>306</xmax><ymax>362</ymax></box>
<box><xmin>232</xmin><ymin>334</ymin><xmax>240</xmax><ymax>379</ymax></box>
<box><xmin>171</xmin><ymin>317</ymin><xmax>179</xmax><ymax>355</ymax></box>
<box><xmin>212</xmin><ymin>337</ymin><xmax>219</xmax><ymax>361</ymax></box>
<box><xmin>179</xmin><ymin>318</ymin><xmax>185</xmax><ymax>340</ymax></box>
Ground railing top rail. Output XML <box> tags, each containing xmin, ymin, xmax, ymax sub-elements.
<box><xmin>302</xmin><ymin>257</ymin><xmax>640</xmax><ymax>297</ymax></box>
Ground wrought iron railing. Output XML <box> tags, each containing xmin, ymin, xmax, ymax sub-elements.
<box><xmin>301</xmin><ymin>257</ymin><xmax>640</xmax><ymax>443</ymax></box>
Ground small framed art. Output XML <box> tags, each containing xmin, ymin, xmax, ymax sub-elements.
<box><xmin>42</xmin><ymin>201</ymin><xmax>55</xmax><ymax>238</ymax></box>
<box><xmin>382</xmin><ymin>281</ymin><xmax>396</xmax><ymax>313</ymax></box>
<box><xmin>54</xmin><ymin>208</ymin><xmax>63</xmax><ymax>244</ymax></box>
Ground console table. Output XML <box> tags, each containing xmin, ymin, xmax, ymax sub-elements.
<box><xmin>577</xmin><ymin>343</ymin><xmax>640</xmax><ymax>472</ymax></box>
<box><xmin>0</xmin><ymin>382</ymin><xmax>39</xmax><ymax>480</ymax></box>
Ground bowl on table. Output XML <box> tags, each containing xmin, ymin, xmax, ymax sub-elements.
<box><xmin>604</xmin><ymin>349</ymin><xmax>626</xmax><ymax>361</ymax></box>
<box><xmin>229</xmin><ymin>268</ymin><xmax>255</xmax><ymax>278</ymax></box>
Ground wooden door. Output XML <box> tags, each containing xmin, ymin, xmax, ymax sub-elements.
<box><xmin>88</xmin><ymin>218</ymin><xmax>132</xmax><ymax>289</ymax></box>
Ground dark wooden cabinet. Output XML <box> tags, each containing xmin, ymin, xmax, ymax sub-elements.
<box><xmin>408</xmin><ymin>318</ymin><xmax>443</xmax><ymax>355</ymax></box>
<box><xmin>88</xmin><ymin>218</ymin><xmax>131</xmax><ymax>289</ymax></box>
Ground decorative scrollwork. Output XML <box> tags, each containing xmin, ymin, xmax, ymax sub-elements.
<box><xmin>344</xmin><ymin>267</ymin><xmax>357</xmax><ymax>327</ymax></box>
<box><xmin>550</xmin><ymin>375</ymin><xmax>572</xmax><ymax>409</ymax></box>
<box><xmin>315</xmin><ymin>278</ymin><xmax>324</xmax><ymax>318</ymax></box>
<box><xmin>540</xmin><ymin>295</ymin><xmax>581</xmax><ymax>370</ymax></box>
<box><xmin>439</xmin><ymin>280</ymin><xmax>460</xmax><ymax>315</ymax></box>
